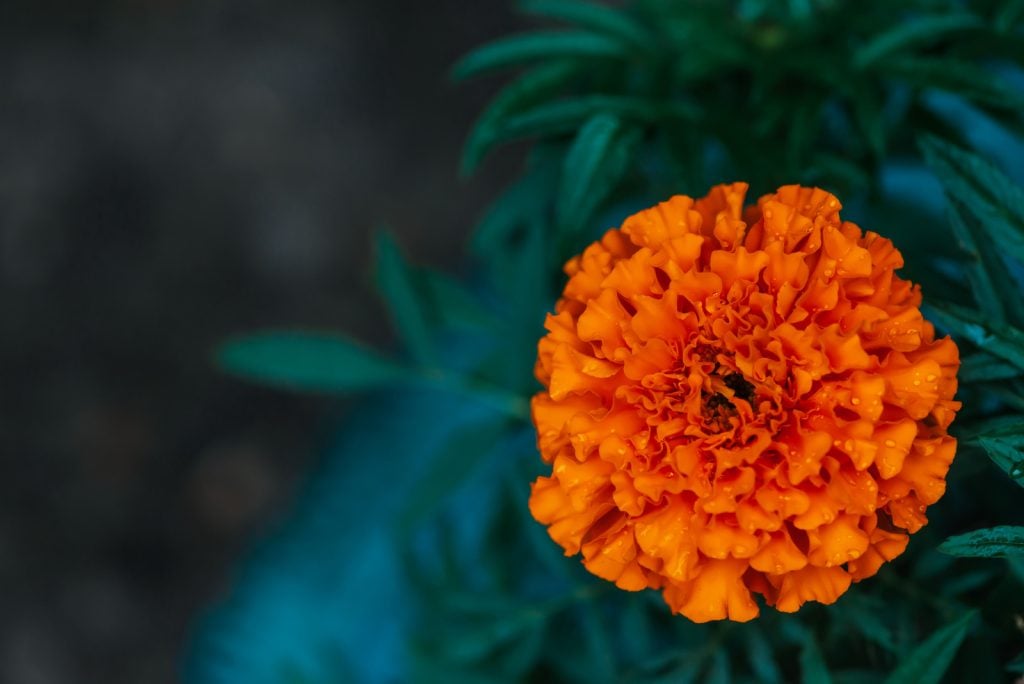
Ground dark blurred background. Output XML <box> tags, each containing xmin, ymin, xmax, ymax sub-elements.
<box><xmin>0</xmin><ymin>2</ymin><xmax>520</xmax><ymax>681</ymax></box>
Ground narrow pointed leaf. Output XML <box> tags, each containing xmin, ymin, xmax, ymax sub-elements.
<box><xmin>883</xmin><ymin>611</ymin><xmax>975</xmax><ymax>684</ymax></box>
<box><xmin>461</xmin><ymin>62</ymin><xmax>578</xmax><ymax>175</ymax></box>
<box><xmin>887</xmin><ymin>58</ymin><xmax>1024</xmax><ymax>112</ymax></box>
<box><xmin>375</xmin><ymin>231</ymin><xmax>437</xmax><ymax>367</ymax></box>
<box><xmin>854</xmin><ymin>14</ymin><xmax>982</xmax><ymax>68</ymax></box>
<box><xmin>801</xmin><ymin>634</ymin><xmax>832</xmax><ymax>684</ymax></box>
<box><xmin>939</xmin><ymin>526</ymin><xmax>1024</xmax><ymax>557</ymax></box>
<box><xmin>976</xmin><ymin>435</ymin><xmax>1024</xmax><ymax>487</ymax></box>
<box><xmin>959</xmin><ymin>354</ymin><xmax>1022</xmax><ymax>382</ymax></box>
<box><xmin>924</xmin><ymin>300</ymin><xmax>1024</xmax><ymax>372</ymax></box>
<box><xmin>946</xmin><ymin>202</ymin><xmax>1008</xmax><ymax>324</ymax></box>
<box><xmin>556</xmin><ymin>114</ymin><xmax>641</xmax><ymax>240</ymax></box>
<box><xmin>920</xmin><ymin>135</ymin><xmax>1024</xmax><ymax>264</ymax></box>
<box><xmin>218</xmin><ymin>331</ymin><xmax>407</xmax><ymax>393</ymax></box>
<box><xmin>518</xmin><ymin>0</ymin><xmax>655</xmax><ymax>50</ymax></box>
<box><xmin>451</xmin><ymin>30</ymin><xmax>628</xmax><ymax>81</ymax></box>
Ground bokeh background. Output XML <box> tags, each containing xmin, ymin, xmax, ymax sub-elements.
<box><xmin>0</xmin><ymin>2</ymin><xmax>520</xmax><ymax>681</ymax></box>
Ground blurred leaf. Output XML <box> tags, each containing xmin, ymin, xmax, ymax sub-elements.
<box><xmin>375</xmin><ymin>232</ymin><xmax>437</xmax><ymax>367</ymax></box>
<box><xmin>451</xmin><ymin>30</ymin><xmax>628</xmax><ymax>81</ymax></box>
<box><xmin>854</xmin><ymin>14</ymin><xmax>982</xmax><ymax>68</ymax></box>
<box><xmin>556</xmin><ymin>113</ymin><xmax>642</xmax><ymax>241</ymax></box>
<box><xmin>519</xmin><ymin>0</ymin><xmax>656</xmax><ymax>51</ymax></box>
<box><xmin>801</xmin><ymin>633</ymin><xmax>833</xmax><ymax>684</ymax></box>
<box><xmin>461</xmin><ymin>62</ymin><xmax>579</xmax><ymax>175</ymax></box>
<box><xmin>884</xmin><ymin>611</ymin><xmax>975</xmax><ymax>684</ymax></box>
<box><xmin>959</xmin><ymin>354</ymin><xmax>1022</xmax><ymax>383</ymax></box>
<box><xmin>888</xmin><ymin>58</ymin><xmax>1024</xmax><ymax>112</ymax></box>
<box><xmin>976</xmin><ymin>434</ymin><xmax>1024</xmax><ymax>487</ymax></box>
<box><xmin>920</xmin><ymin>135</ymin><xmax>1024</xmax><ymax>265</ymax></box>
<box><xmin>745</xmin><ymin>627</ymin><xmax>783</xmax><ymax>684</ymax></box>
<box><xmin>939</xmin><ymin>526</ymin><xmax>1024</xmax><ymax>557</ymax></box>
<box><xmin>996</xmin><ymin>0</ymin><xmax>1024</xmax><ymax>33</ymax></box>
<box><xmin>396</xmin><ymin>417</ymin><xmax>512</xmax><ymax>535</ymax></box>
<box><xmin>925</xmin><ymin>300</ymin><xmax>1024</xmax><ymax>372</ymax></box>
<box><xmin>842</xmin><ymin>594</ymin><xmax>899</xmax><ymax>654</ymax></box>
<box><xmin>218</xmin><ymin>331</ymin><xmax>407</xmax><ymax>393</ymax></box>
<box><xmin>484</xmin><ymin>95</ymin><xmax>693</xmax><ymax>150</ymax></box>
<box><xmin>420</xmin><ymin>269</ymin><xmax>500</xmax><ymax>333</ymax></box>
<box><xmin>1008</xmin><ymin>650</ymin><xmax>1024</xmax><ymax>673</ymax></box>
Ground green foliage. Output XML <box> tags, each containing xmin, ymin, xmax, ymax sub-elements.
<box><xmin>217</xmin><ymin>331</ymin><xmax>407</xmax><ymax>393</ymax></box>
<box><xmin>939</xmin><ymin>526</ymin><xmax>1024</xmax><ymax>557</ymax></box>
<box><xmin>195</xmin><ymin>1</ymin><xmax>1024</xmax><ymax>683</ymax></box>
<box><xmin>883</xmin><ymin>611</ymin><xmax>975</xmax><ymax>684</ymax></box>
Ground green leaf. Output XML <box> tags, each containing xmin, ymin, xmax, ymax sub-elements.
<box><xmin>939</xmin><ymin>526</ymin><xmax>1024</xmax><ymax>557</ymax></box>
<box><xmin>976</xmin><ymin>435</ymin><xmax>1024</xmax><ymax>487</ymax></box>
<box><xmin>746</xmin><ymin>627</ymin><xmax>783</xmax><ymax>684</ymax></box>
<box><xmin>556</xmin><ymin>113</ymin><xmax>641</xmax><ymax>241</ymax></box>
<box><xmin>854</xmin><ymin>14</ymin><xmax>982</xmax><ymax>68</ymax></box>
<box><xmin>419</xmin><ymin>269</ymin><xmax>499</xmax><ymax>332</ymax></box>
<box><xmin>451</xmin><ymin>30</ymin><xmax>628</xmax><ymax>81</ymax></box>
<box><xmin>801</xmin><ymin>634</ymin><xmax>833</xmax><ymax>684</ymax></box>
<box><xmin>375</xmin><ymin>231</ymin><xmax>436</xmax><ymax>368</ymax></box>
<box><xmin>461</xmin><ymin>62</ymin><xmax>579</xmax><ymax>175</ymax></box>
<box><xmin>483</xmin><ymin>95</ymin><xmax>693</xmax><ymax>150</ymax></box>
<box><xmin>924</xmin><ymin>300</ymin><xmax>1024</xmax><ymax>372</ymax></box>
<box><xmin>945</xmin><ymin>202</ymin><xmax>1011</xmax><ymax>325</ymax></box>
<box><xmin>1008</xmin><ymin>651</ymin><xmax>1024</xmax><ymax>673</ymax></box>
<box><xmin>890</xmin><ymin>57</ymin><xmax>1024</xmax><ymax>112</ymax></box>
<box><xmin>920</xmin><ymin>135</ymin><xmax>1024</xmax><ymax>265</ymax></box>
<box><xmin>996</xmin><ymin>0</ymin><xmax>1024</xmax><ymax>33</ymax></box>
<box><xmin>217</xmin><ymin>331</ymin><xmax>407</xmax><ymax>393</ymax></box>
<box><xmin>518</xmin><ymin>0</ymin><xmax>656</xmax><ymax>50</ymax></box>
<box><xmin>959</xmin><ymin>353</ymin><xmax>1022</xmax><ymax>383</ymax></box>
<box><xmin>884</xmin><ymin>611</ymin><xmax>975</xmax><ymax>684</ymax></box>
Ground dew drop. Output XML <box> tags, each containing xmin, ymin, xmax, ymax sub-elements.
<box><xmin>851</xmin><ymin>397</ymin><xmax>861</xmax><ymax>405</ymax></box>
<box><xmin>1010</xmin><ymin>460</ymin><xmax>1024</xmax><ymax>478</ymax></box>
<box><xmin>884</xmin><ymin>439</ymin><xmax>896</xmax><ymax>448</ymax></box>
<box><xmin>926</xmin><ymin>373</ymin><xmax>937</xmax><ymax>382</ymax></box>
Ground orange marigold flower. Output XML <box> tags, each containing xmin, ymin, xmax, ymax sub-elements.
<box><xmin>529</xmin><ymin>183</ymin><xmax>961</xmax><ymax>622</ymax></box>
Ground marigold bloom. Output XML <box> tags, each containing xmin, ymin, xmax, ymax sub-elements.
<box><xmin>529</xmin><ymin>183</ymin><xmax>960</xmax><ymax>622</ymax></box>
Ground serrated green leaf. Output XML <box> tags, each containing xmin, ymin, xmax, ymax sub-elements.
<box><xmin>960</xmin><ymin>353</ymin><xmax>1022</xmax><ymax>383</ymax></box>
<box><xmin>939</xmin><ymin>526</ymin><xmax>1024</xmax><ymax>557</ymax></box>
<box><xmin>461</xmin><ymin>62</ymin><xmax>578</xmax><ymax>175</ymax></box>
<box><xmin>976</xmin><ymin>435</ymin><xmax>1024</xmax><ymax>487</ymax></box>
<box><xmin>518</xmin><ymin>0</ymin><xmax>656</xmax><ymax>50</ymax></box>
<box><xmin>883</xmin><ymin>611</ymin><xmax>975</xmax><ymax>684</ymax></box>
<box><xmin>946</xmin><ymin>203</ymin><xmax>1011</xmax><ymax>324</ymax></box>
<box><xmin>451</xmin><ymin>30</ymin><xmax>628</xmax><ymax>81</ymax></box>
<box><xmin>801</xmin><ymin>634</ymin><xmax>833</xmax><ymax>684</ymax></box>
<box><xmin>920</xmin><ymin>135</ymin><xmax>1024</xmax><ymax>266</ymax></box>
<box><xmin>555</xmin><ymin>113</ymin><xmax>641</xmax><ymax>241</ymax></box>
<box><xmin>217</xmin><ymin>331</ymin><xmax>408</xmax><ymax>393</ymax></box>
<box><xmin>924</xmin><ymin>300</ymin><xmax>1024</xmax><ymax>372</ymax></box>
<box><xmin>854</xmin><ymin>14</ymin><xmax>982</xmax><ymax>68</ymax></box>
<box><xmin>375</xmin><ymin>231</ymin><xmax>436</xmax><ymax>368</ymax></box>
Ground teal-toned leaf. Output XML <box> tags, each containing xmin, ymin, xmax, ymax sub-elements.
<box><xmin>556</xmin><ymin>113</ymin><xmax>641</xmax><ymax>241</ymax></box>
<box><xmin>890</xmin><ymin>57</ymin><xmax>1024</xmax><ymax>112</ymax></box>
<box><xmin>946</xmin><ymin>203</ymin><xmax>1009</xmax><ymax>324</ymax></box>
<box><xmin>419</xmin><ymin>268</ymin><xmax>499</xmax><ymax>332</ymax></box>
<box><xmin>461</xmin><ymin>62</ymin><xmax>578</xmax><ymax>175</ymax></box>
<box><xmin>518</xmin><ymin>0</ymin><xmax>656</xmax><ymax>51</ymax></box>
<box><xmin>924</xmin><ymin>300</ymin><xmax>1024</xmax><ymax>372</ymax></box>
<box><xmin>1008</xmin><ymin>651</ymin><xmax>1024</xmax><ymax>673</ymax></box>
<box><xmin>375</xmin><ymin>231</ymin><xmax>436</xmax><ymax>368</ymax></box>
<box><xmin>484</xmin><ymin>95</ymin><xmax>693</xmax><ymax>150</ymax></box>
<box><xmin>833</xmin><ymin>671</ymin><xmax>885</xmax><ymax>684</ymax></box>
<box><xmin>996</xmin><ymin>0</ymin><xmax>1024</xmax><ymax>33</ymax></box>
<box><xmin>939</xmin><ymin>526</ymin><xmax>1024</xmax><ymax>557</ymax></box>
<box><xmin>976</xmin><ymin>435</ymin><xmax>1024</xmax><ymax>487</ymax></box>
<box><xmin>217</xmin><ymin>331</ymin><xmax>407</xmax><ymax>393</ymax></box>
<box><xmin>959</xmin><ymin>353</ymin><xmax>1022</xmax><ymax>382</ymax></box>
<box><xmin>746</xmin><ymin>627</ymin><xmax>783</xmax><ymax>684</ymax></box>
<box><xmin>883</xmin><ymin>611</ymin><xmax>975</xmax><ymax>684</ymax></box>
<box><xmin>801</xmin><ymin>633</ymin><xmax>832</xmax><ymax>684</ymax></box>
<box><xmin>396</xmin><ymin>417</ymin><xmax>511</xmax><ymax>535</ymax></box>
<box><xmin>920</xmin><ymin>135</ymin><xmax>1024</xmax><ymax>264</ymax></box>
<box><xmin>854</xmin><ymin>14</ymin><xmax>982</xmax><ymax>68</ymax></box>
<box><xmin>451</xmin><ymin>30</ymin><xmax>628</xmax><ymax>81</ymax></box>
<box><xmin>842</xmin><ymin>594</ymin><xmax>899</xmax><ymax>654</ymax></box>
